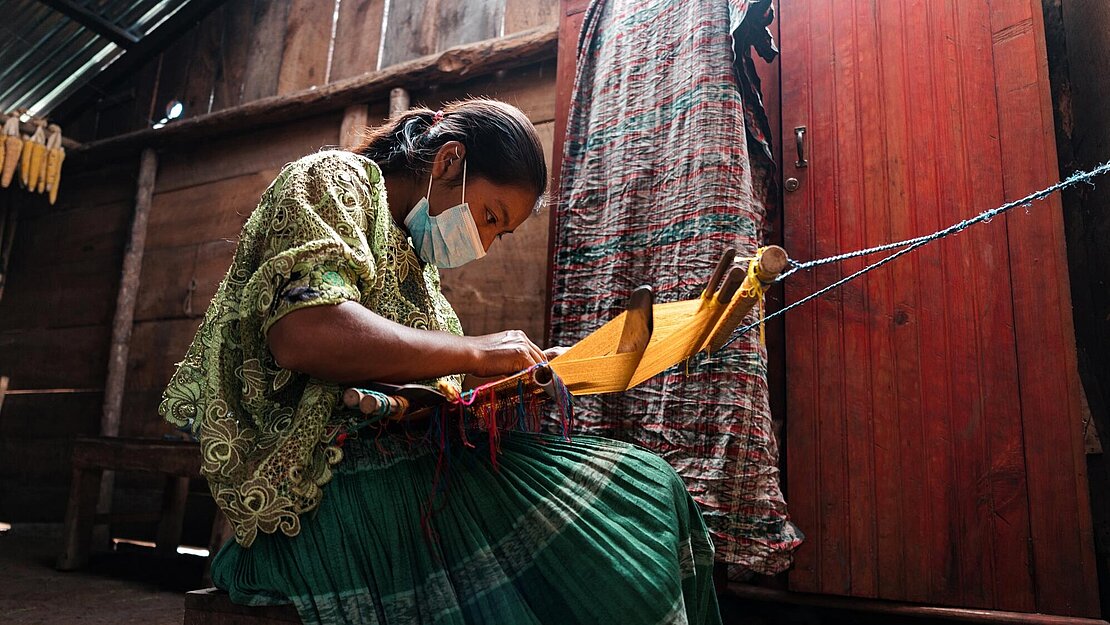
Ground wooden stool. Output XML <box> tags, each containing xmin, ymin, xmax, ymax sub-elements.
<box><xmin>56</xmin><ymin>436</ymin><xmax>232</xmax><ymax>580</ymax></box>
<box><xmin>185</xmin><ymin>588</ymin><xmax>300</xmax><ymax>624</ymax></box>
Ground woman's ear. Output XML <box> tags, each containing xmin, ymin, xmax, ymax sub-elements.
<box><xmin>431</xmin><ymin>141</ymin><xmax>467</xmax><ymax>181</ymax></box>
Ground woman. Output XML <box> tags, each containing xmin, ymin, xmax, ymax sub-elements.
<box><xmin>160</xmin><ymin>99</ymin><xmax>721</xmax><ymax>625</ymax></box>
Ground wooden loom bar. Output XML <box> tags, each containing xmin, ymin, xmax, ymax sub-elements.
<box><xmin>704</xmin><ymin>245</ymin><xmax>789</xmax><ymax>353</ymax></box>
<box><xmin>69</xmin><ymin>24</ymin><xmax>558</xmax><ymax>161</ymax></box>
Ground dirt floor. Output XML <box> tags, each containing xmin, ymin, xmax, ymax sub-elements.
<box><xmin>0</xmin><ymin>523</ymin><xmax>977</xmax><ymax>625</ymax></box>
<box><xmin>0</xmin><ymin>523</ymin><xmax>195</xmax><ymax>625</ymax></box>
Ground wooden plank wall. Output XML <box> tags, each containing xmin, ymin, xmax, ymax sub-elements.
<box><xmin>0</xmin><ymin>164</ymin><xmax>136</xmax><ymax>520</ymax></box>
<box><xmin>70</xmin><ymin>0</ymin><xmax>557</xmax><ymax>143</ymax></box>
<box><xmin>780</xmin><ymin>0</ymin><xmax>1098</xmax><ymax>615</ymax></box>
<box><xmin>2</xmin><ymin>0</ymin><xmax>560</xmax><ymax>527</ymax></box>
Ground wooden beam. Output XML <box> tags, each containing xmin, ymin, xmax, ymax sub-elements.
<box><xmin>18</xmin><ymin>119</ymin><xmax>83</xmax><ymax>150</ymax></box>
<box><xmin>71</xmin><ymin>437</ymin><xmax>201</xmax><ymax>476</ymax></box>
<box><xmin>68</xmin><ymin>24</ymin><xmax>558</xmax><ymax>161</ymax></box>
<box><xmin>36</xmin><ymin>0</ymin><xmax>140</xmax><ymax>47</ymax></box>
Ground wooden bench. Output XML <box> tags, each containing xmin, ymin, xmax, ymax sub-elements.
<box><xmin>185</xmin><ymin>588</ymin><xmax>300</xmax><ymax>624</ymax></box>
<box><xmin>56</xmin><ymin>436</ymin><xmax>232</xmax><ymax>578</ymax></box>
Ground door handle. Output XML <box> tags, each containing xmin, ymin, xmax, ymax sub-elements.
<box><xmin>795</xmin><ymin>126</ymin><xmax>808</xmax><ymax>168</ymax></box>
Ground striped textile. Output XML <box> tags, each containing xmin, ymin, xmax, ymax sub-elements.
<box><xmin>211</xmin><ymin>433</ymin><xmax>722</xmax><ymax>625</ymax></box>
<box><xmin>550</xmin><ymin>0</ymin><xmax>803</xmax><ymax>574</ymax></box>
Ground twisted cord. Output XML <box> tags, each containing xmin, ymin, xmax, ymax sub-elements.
<box><xmin>719</xmin><ymin>160</ymin><xmax>1110</xmax><ymax>349</ymax></box>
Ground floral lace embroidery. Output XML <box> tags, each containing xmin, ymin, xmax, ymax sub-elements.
<box><xmin>159</xmin><ymin>150</ymin><xmax>463</xmax><ymax>547</ymax></box>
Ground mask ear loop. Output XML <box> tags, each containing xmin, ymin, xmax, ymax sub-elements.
<box><xmin>429</xmin><ymin>147</ymin><xmax>466</xmax><ymax>203</ymax></box>
<box><xmin>453</xmin><ymin>146</ymin><xmax>467</xmax><ymax>204</ymax></box>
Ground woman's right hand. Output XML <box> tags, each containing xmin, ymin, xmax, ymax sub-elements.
<box><xmin>465</xmin><ymin>330</ymin><xmax>547</xmax><ymax>377</ymax></box>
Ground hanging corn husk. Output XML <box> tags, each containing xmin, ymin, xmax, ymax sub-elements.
<box><xmin>0</xmin><ymin>113</ymin><xmax>20</xmax><ymax>188</ymax></box>
<box><xmin>43</xmin><ymin>124</ymin><xmax>64</xmax><ymax>204</ymax></box>
<box><xmin>35</xmin><ymin>125</ymin><xmax>53</xmax><ymax>193</ymax></box>
<box><xmin>27</xmin><ymin>121</ymin><xmax>47</xmax><ymax>192</ymax></box>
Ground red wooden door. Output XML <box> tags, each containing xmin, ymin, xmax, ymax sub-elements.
<box><xmin>781</xmin><ymin>0</ymin><xmax>1098</xmax><ymax>616</ymax></box>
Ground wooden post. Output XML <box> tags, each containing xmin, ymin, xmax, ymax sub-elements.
<box><xmin>155</xmin><ymin>475</ymin><xmax>190</xmax><ymax>556</ymax></box>
<box><xmin>0</xmin><ymin>189</ymin><xmax>19</xmax><ymax>302</ymax></box>
<box><xmin>56</xmin><ymin>466</ymin><xmax>103</xmax><ymax>570</ymax></box>
<box><xmin>339</xmin><ymin>105</ymin><xmax>369</xmax><ymax>149</ymax></box>
<box><xmin>103</xmin><ymin>147</ymin><xmax>157</xmax><ymax>433</ymax></box>
<box><xmin>389</xmin><ymin>87</ymin><xmax>410</xmax><ymax>117</ymax></box>
<box><xmin>96</xmin><ymin>147</ymin><xmax>157</xmax><ymax>538</ymax></box>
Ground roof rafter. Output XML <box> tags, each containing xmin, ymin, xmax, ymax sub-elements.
<box><xmin>49</xmin><ymin>0</ymin><xmax>229</xmax><ymax>125</ymax></box>
<box><xmin>36</xmin><ymin>0</ymin><xmax>140</xmax><ymax>48</ymax></box>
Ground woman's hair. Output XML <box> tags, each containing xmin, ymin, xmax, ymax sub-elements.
<box><xmin>351</xmin><ymin>98</ymin><xmax>548</xmax><ymax>210</ymax></box>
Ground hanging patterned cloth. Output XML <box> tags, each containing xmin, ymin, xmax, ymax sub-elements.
<box><xmin>551</xmin><ymin>0</ymin><xmax>803</xmax><ymax>574</ymax></box>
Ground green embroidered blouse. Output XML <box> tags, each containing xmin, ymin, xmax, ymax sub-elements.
<box><xmin>159</xmin><ymin>150</ymin><xmax>463</xmax><ymax>547</ymax></box>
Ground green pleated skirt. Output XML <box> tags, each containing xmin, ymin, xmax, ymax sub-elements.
<box><xmin>211</xmin><ymin>432</ymin><xmax>722</xmax><ymax>625</ymax></box>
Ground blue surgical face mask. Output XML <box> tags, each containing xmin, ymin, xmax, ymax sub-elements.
<box><xmin>403</xmin><ymin>160</ymin><xmax>487</xmax><ymax>269</ymax></box>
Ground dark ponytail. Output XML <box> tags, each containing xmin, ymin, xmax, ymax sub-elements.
<box><xmin>351</xmin><ymin>98</ymin><xmax>548</xmax><ymax>209</ymax></box>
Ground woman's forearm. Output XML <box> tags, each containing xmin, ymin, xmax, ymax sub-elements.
<box><xmin>267</xmin><ymin>301</ymin><xmax>477</xmax><ymax>384</ymax></box>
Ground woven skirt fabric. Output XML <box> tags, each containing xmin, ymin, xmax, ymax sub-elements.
<box><xmin>211</xmin><ymin>432</ymin><xmax>722</xmax><ymax>625</ymax></box>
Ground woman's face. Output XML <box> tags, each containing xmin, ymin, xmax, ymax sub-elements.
<box><xmin>428</xmin><ymin>176</ymin><xmax>538</xmax><ymax>252</ymax></box>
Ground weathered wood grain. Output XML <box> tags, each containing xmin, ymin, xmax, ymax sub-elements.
<box><xmin>148</xmin><ymin>169</ymin><xmax>281</xmax><ymax>249</ymax></box>
<box><xmin>71</xmin><ymin>25</ymin><xmax>558</xmax><ymax>161</ymax></box>
<box><xmin>0</xmin><ymin>325</ymin><xmax>109</xmax><ymax>389</ymax></box>
<box><xmin>505</xmin><ymin>0</ymin><xmax>559</xmax><ymax>33</ymax></box>
<box><xmin>407</xmin><ymin>60</ymin><xmax>558</xmax><ymax>125</ymax></box>
<box><xmin>990</xmin><ymin>0</ymin><xmax>1099</xmax><ymax>616</ymax></box>
<box><xmin>102</xmin><ymin>149</ymin><xmax>157</xmax><ymax>439</ymax></box>
<box><xmin>153</xmin><ymin>114</ymin><xmax>339</xmax><ymax>193</ymax></box>
<box><xmin>179</xmin><ymin>10</ymin><xmax>222</xmax><ymax>118</ymax></box>
<box><xmin>276</xmin><ymin>0</ymin><xmax>336</xmax><ymax>94</ymax></box>
<box><xmin>330</xmin><ymin>0</ymin><xmax>386</xmax><ymax>80</ymax></box>
<box><xmin>210</xmin><ymin>3</ymin><xmax>254</xmax><ymax>111</ymax></box>
<box><xmin>240</xmin><ymin>0</ymin><xmax>293</xmax><ymax>103</ymax></box>
<box><xmin>780</xmin><ymin>0</ymin><xmax>1098</xmax><ymax>615</ymax></box>
<box><xmin>134</xmin><ymin>239</ymin><xmax>236</xmax><ymax>322</ymax></box>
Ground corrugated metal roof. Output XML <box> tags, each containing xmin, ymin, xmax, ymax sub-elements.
<box><xmin>0</xmin><ymin>0</ymin><xmax>188</xmax><ymax>119</ymax></box>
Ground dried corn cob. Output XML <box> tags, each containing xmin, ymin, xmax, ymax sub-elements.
<box><xmin>35</xmin><ymin>126</ymin><xmax>52</xmax><ymax>193</ymax></box>
<box><xmin>19</xmin><ymin>130</ymin><xmax>33</xmax><ymax>188</ymax></box>
<box><xmin>1</xmin><ymin>113</ymin><xmax>22</xmax><ymax>188</ymax></box>
<box><xmin>44</xmin><ymin>124</ymin><xmax>64</xmax><ymax>204</ymax></box>
<box><xmin>24</xmin><ymin>121</ymin><xmax>46</xmax><ymax>191</ymax></box>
